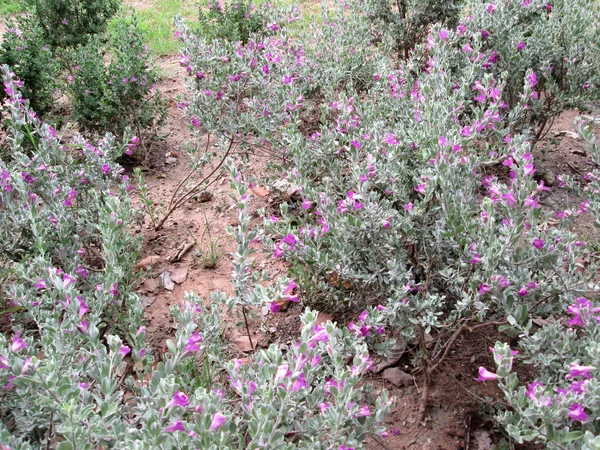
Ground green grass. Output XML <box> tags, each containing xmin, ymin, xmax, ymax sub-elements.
<box><xmin>0</xmin><ymin>0</ymin><xmax>23</xmax><ymax>16</ymax></box>
<box><xmin>135</xmin><ymin>0</ymin><xmax>197</xmax><ymax>56</ymax></box>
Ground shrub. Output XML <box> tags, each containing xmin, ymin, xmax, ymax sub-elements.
<box><xmin>0</xmin><ymin>14</ymin><xmax>58</xmax><ymax>116</ymax></box>
<box><xmin>0</xmin><ymin>65</ymin><xmax>391</xmax><ymax>449</ymax></box>
<box><xmin>198</xmin><ymin>0</ymin><xmax>267</xmax><ymax>44</ymax></box>
<box><xmin>67</xmin><ymin>12</ymin><xmax>166</xmax><ymax>158</ymax></box>
<box><xmin>363</xmin><ymin>0</ymin><xmax>461</xmax><ymax>58</ymax></box>
<box><xmin>175</xmin><ymin>0</ymin><xmax>600</xmax><ymax>430</ymax></box>
<box><xmin>25</xmin><ymin>0</ymin><xmax>121</xmax><ymax>48</ymax></box>
<box><xmin>436</xmin><ymin>0</ymin><xmax>600</xmax><ymax>139</ymax></box>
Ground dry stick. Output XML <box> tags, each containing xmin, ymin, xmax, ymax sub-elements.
<box><xmin>242</xmin><ymin>306</ymin><xmax>254</xmax><ymax>352</ymax></box>
<box><xmin>428</xmin><ymin>323</ymin><xmax>467</xmax><ymax>375</ymax></box>
<box><xmin>417</xmin><ymin>325</ymin><xmax>431</xmax><ymax>423</ymax></box>
<box><xmin>165</xmin><ymin>132</ymin><xmax>211</xmax><ymax>212</ymax></box>
<box><xmin>155</xmin><ymin>136</ymin><xmax>235</xmax><ymax>230</ymax></box>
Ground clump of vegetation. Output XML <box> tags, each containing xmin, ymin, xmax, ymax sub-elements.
<box><xmin>25</xmin><ymin>0</ymin><xmax>121</xmax><ymax>48</ymax></box>
<box><xmin>0</xmin><ymin>14</ymin><xmax>58</xmax><ymax>116</ymax></box>
<box><xmin>197</xmin><ymin>0</ymin><xmax>267</xmax><ymax>43</ymax></box>
<box><xmin>67</xmin><ymin>12</ymin><xmax>167</xmax><ymax>156</ymax></box>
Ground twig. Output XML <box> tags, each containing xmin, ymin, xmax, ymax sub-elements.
<box><xmin>428</xmin><ymin>323</ymin><xmax>467</xmax><ymax>375</ymax></box>
<box><xmin>242</xmin><ymin>306</ymin><xmax>254</xmax><ymax>352</ymax></box>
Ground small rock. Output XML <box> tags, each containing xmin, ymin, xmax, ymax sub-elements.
<box><xmin>170</xmin><ymin>267</ymin><xmax>188</xmax><ymax>284</ymax></box>
<box><xmin>159</xmin><ymin>271</ymin><xmax>175</xmax><ymax>291</ymax></box>
<box><xmin>251</xmin><ymin>186</ymin><xmax>270</xmax><ymax>197</ymax></box>
<box><xmin>165</xmin><ymin>157</ymin><xmax>178</xmax><ymax>165</ymax></box>
<box><xmin>375</xmin><ymin>342</ymin><xmax>407</xmax><ymax>373</ymax></box>
<box><xmin>195</xmin><ymin>191</ymin><xmax>213</xmax><ymax>203</ymax></box>
<box><xmin>382</xmin><ymin>367</ymin><xmax>414</xmax><ymax>387</ymax></box>
<box><xmin>141</xmin><ymin>295</ymin><xmax>156</xmax><ymax>308</ymax></box>
<box><xmin>271</xmin><ymin>179</ymin><xmax>301</xmax><ymax>197</ymax></box>
<box><xmin>554</xmin><ymin>130</ymin><xmax>580</xmax><ymax>140</ymax></box>
<box><xmin>141</xmin><ymin>278</ymin><xmax>158</xmax><ymax>293</ymax></box>
<box><xmin>134</xmin><ymin>255</ymin><xmax>163</xmax><ymax>272</ymax></box>
<box><xmin>231</xmin><ymin>334</ymin><xmax>258</xmax><ymax>352</ymax></box>
<box><xmin>541</xmin><ymin>169</ymin><xmax>555</xmax><ymax>186</ymax></box>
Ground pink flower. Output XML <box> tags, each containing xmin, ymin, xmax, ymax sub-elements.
<box><xmin>438</xmin><ymin>135</ymin><xmax>448</xmax><ymax>147</ymax></box>
<box><xmin>568</xmin><ymin>404</ymin><xmax>588</xmax><ymax>422</ymax></box>
<box><xmin>567</xmin><ymin>363</ymin><xmax>594</xmax><ymax>379</ymax></box>
<box><xmin>119</xmin><ymin>345</ymin><xmax>130</xmax><ymax>357</ymax></box>
<box><xmin>209</xmin><ymin>412</ymin><xmax>226</xmax><ymax>431</ymax></box>
<box><xmin>414</xmin><ymin>184</ymin><xmax>426</xmax><ymax>194</ymax></box>
<box><xmin>517</xmin><ymin>41</ymin><xmax>526</xmax><ymax>51</ymax></box>
<box><xmin>170</xmin><ymin>391</ymin><xmax>190</xmax><ymax>408</ymax></box>
<box><xmin>291</xmin><ymin>373</ymin><xmax>307</xmax><ymax>392</ymax></box>
<box><xmin>478</xmin><ymin>284</ymin><xmax>491</xmax><ymax>296</ymax></box>
<box><xmin>270</xmin><ymin>302</ymin><xmax>281</xmax><ymax>314</ymax></box>
<box><xmin>524</xmin><ymin>164</ymin><xmax>536</xmax><ymax>176</ymax></box>
<box><xmin>301</xmin><ymin>199</ymin><xmax>312</xmax><ymax>210</ymax></box>
<box><xmin>470</xmin><ymin>253</ymin><xmax>483</xmax><ymax>265</ymax></box>
<box><xmin>355</xmin><ymin>405</ymin><xmax>371</xmax><ymax>417</ymax></box>
<box><xmin>439</xmin><ymin>29</ymin><xmax>448</xmax><ymax>41</ymax></box>
<box><xmin>184</xmin><ymin>332</ymin><xmax>203</xmax><ymax>355</ymax></box>
<box><xmin>34</xmin><ymin>278</ymin><xmax>46</xmax><ymax>289</ymax></box>
<box><xmin>164</xmin><ymin>421</ymin><xmax>186</xmax><ymax>433</ymax></box>
<box><xmin>62</xmin><ymin>273</ymin><xmax>77</xmax><ymax>286</ymax></box>
<box><xmin>404</xmin><ymin>202</ymin><xmax>414</xmax><ymax>213</ymax></box>
<box><xmin>532</xmin><ymin>238</ymin><xmax>545</xmax><ymax>249</ymax></box>
<box><xmin>283</xmin><ymin>280</ymin><xmax>298</xmax><ymax>302</ymax></box>
<box><xmin>476</xmin><ymin>367</ymin><xmax>498</xmax><ymax>382</ymax></box>
<box><xmin>11</xmin><ymin>333</ymin><xmax>27</xmax><ymax>352</ymax></box>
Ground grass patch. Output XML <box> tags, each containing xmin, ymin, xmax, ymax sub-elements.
<box><xmin>0</xmin><ymin>0</ymin><xmax>23</xmax><ymax>16</ymax></box>
<box><xmin>135</xmin><ymin>0</ymin><xmax>197</xmax><ymax>56</ymax></box>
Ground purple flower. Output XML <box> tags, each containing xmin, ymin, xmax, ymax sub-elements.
<box><xmin>355</xmin><ymin>405</ymin><xmax>371</xmax><ymax>417</ymax></box>
<box><xmin>101</xmin><ymin>164</ymin><xmax>111</xmax><ymax>174</ymax></box>
<box><xmin>119</xmin><ymin>345</ymin><xmax>130</xmax><ymax>357</ymax></box>
<box><xmin>478</xmin><ymin>284</ymin><xmax>491</xmax><ymax>296</ymax></box>
<box><xmin>62</xmin><ymin>273</ymin><xmax>77</xmax><ymax>286</ymax></box>
<box><xmin>191</xmin><ymin>117</ymin><xmax>200</xmax><ymax>128</ymax></box>
<box><xmin>517</xmin><ymin>287</ymin><xmax>529</xmax><ymax>297</ymax></box>
<box><xmin>34</xmin><ymin>278</ymin><xmax>46</xmax><ymax>289</ymax></box>
<box><xmin>164</xmin><ymin>421</ymin><xmax>186</xmax><ymax>433</ymax></box>
<box><xmin>11</xmin><ymin>333</ymin><xmax>27</xmax><ymax>352</ymax></box>
<box><xmin>524</xmin><ymin>163</ymin><xmax>536</xmax><ymax>176</ymax></box>
<box><xmin>414</xmin><ymin>184</ymin><xmax>426</xmax><ymax>194</ymax></box>
<box><xmin>532</xmin><ymin>238</ymin><xmax>545</xmax><ymax>249</ymax></box>
<box><xmin>470</xmin><ymin>253</ymin><xmax>483</xmax><ymax>265</ymax></box>
<box><xmin>481</xmin><ymin>29</ymin><xmax>490</xmax><ymax>39</ymax></box>
<box><xmin>525</xmin><ymin>381</ymin><xmax>544</xmax><ymax>399</ymax></box>
<box><xmin>184</xmin><ymin>332</ymin><xmax>203</xmax><ymax>355</ymax></box>
<box><xmin>77</xmin><ymin>297</ymin><xmax>89</xmax><ymax>316</ymax></box>
<box><xmin>109</xmin><ymin>283</ymin><xmax>118</xmax><ymax>297</ymax></box>
<box><xmin>527</xmin><ymin>72</ymin><xmax>538</xmax><ymax>88</ymax></box>
<box><xmin>301</xmin><ymin>199</ymin><xmax>312</xmax><ymax>209</ymax></box>
<box><xmin>476</xmin><ymin>367</ymin><xmax>497</xmax><ymax>382</ymax></box>
<box><xmin>439</xmin><ymin>29</ymin><xmax>448</xmax><ymax>41</ymax></box>
<box><xmin>438</xmin><ymin>135</ymin><xmax>448</xmax><ymax>147</ymax></box>
<box><xmin>209</xmin><ymin>412</ymin><xmax>226</xmax><ymax>431</ymax></box>
<box><xmin>270</xmin><ymin>301</ymin><xmax>281</xmax><ymax>314</ymax></box>
<box><xmin>517</xmin><ymin>41</ymin><xmax>526</xmax><ymax>51</ymax></box>
<box><xmin>283</xmin><ymin>280</ymin><xmax>298</xmax><ymax>302</ymax></box>
<box><xmin>568</xmin><ymin>363</ymin><xmax>594</xmax><ymax>379</ymax></box>
<box><xmin>169</xmin><ymin>391</ymin><xmax>190</xmax><ymax>408</ymax></box>
<box><xmin>568</xmin><ymin>404</ymin><xmax>588</xmax><ymax>422</ymax></box>
<box><xmin>292</xmin><ymin>373</ymin><xmax>307</xmax><ymax>392</ymax></box>
<box><xmin>76</xmin><ymin>265</ymin><xmax>89</xmax><ymax>278</ymax></box>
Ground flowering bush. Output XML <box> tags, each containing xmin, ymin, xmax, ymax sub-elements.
<box><xmin>435</xmin><ymin>0</ymin><xmax>600</xmax><ymax>139</ymax></box>
<box><xmin>0</xmin><ymin>14</ymin><xmax>58</xmax><ymax>116</ymax></box>
<box><xmin>25</xmin><ymin>0</ymin><xmax>120</xmax><ymax>48</ymax></box>
<box><xmin>363</xmin><ymin>0</ymin><xmax>460</xmax><ymax>58</ymax></box>
<box><xmin>197</xmin><ymin>0</ymin><xmax>268</xmax><ymax>44</ymax></box>
<box><xmin>67</xmin><ymin>12</ymin><xmax>167</xmax><ymax>157</ymax></box>
<box><xmin>174</xmin><ymin>0</ymin><xmax>600</xmax><ymax>427</ymax></box>
<box><xmin>484</xmin><ymin>297</ymin><xmax>600</xmax><ymax>448</ymax></box>
<box><xmin>0</xmin><ymin>66</ymin><xmax>390</xmax><ymax>448</ymax></box>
